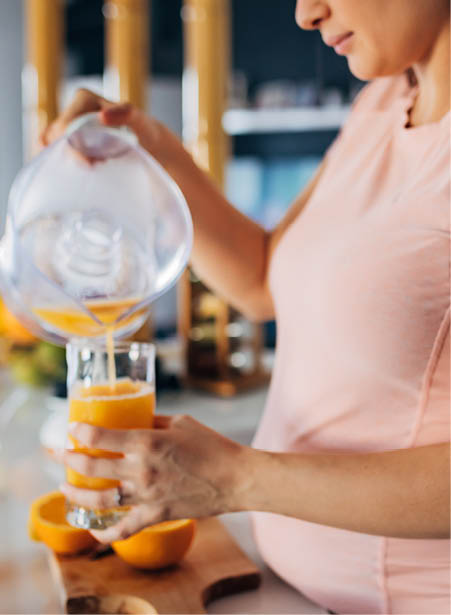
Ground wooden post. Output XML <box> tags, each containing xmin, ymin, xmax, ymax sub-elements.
<box><xmin>104</xmin><ymin>0</ymin><xmax>150</xmax><ymax>110</ymax></box>
<box><xmin>182</xmin><ymin>0</ymin><xmax>230</xmax><ymax>186</ymax></box>
<box><xmin>25</xmin><ymin>0</ymin><xmax>63</xmax><ymax>154</ymax></box>
<box><xmin>181</xmin><ymin>0</ymin><xmax>231</xmax><ymax>385</ymax></box>
<box><xmin>105</xmin><ymin>0</ymin><xmax>152</xmax><ymax>342</ymax></box>
<box><xmin>181</xmin><ymin>0</ymin><xmax>266</xmax><ymax>395</ymax></box>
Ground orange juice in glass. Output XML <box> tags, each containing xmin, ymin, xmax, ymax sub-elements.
<box><xmin>65</xmin><ymin>340</ymin><xmax>155</xmax><ymax>530</ymax></box>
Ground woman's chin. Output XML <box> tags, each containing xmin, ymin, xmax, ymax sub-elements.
<box><xmin>346</xmin><ymin>56</ymin><xmax>378</xmax><ymax>81</ymax></box>
<box><xmin>346</xmin><ymin>55</ymin><xmax>397</xmax><ymax>82</ymax></box>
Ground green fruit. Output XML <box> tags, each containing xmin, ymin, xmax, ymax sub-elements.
<box><xmin>9</xmin><ymin>355</ymin><xmax>49</xmax><ymax>387</ymax></box>
<box><xmin>33</xmin><ymin>342</ymin><xmax>66</xmax><ymax>380</ymax></box>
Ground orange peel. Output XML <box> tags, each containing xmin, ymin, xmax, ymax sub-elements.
<box><xmin>112</xmin><ymin>519</ymin><xmax>196</xmax><ymax>570</ymax></box>
<box><xmin>0</xmin><ymin>298</ymin><xmax>36</xmax><ymax>345</ymax></box>
<box><xmin>29</xmin><ymin>491</ymin><xmax>97</xmax><ymax>555</ymax></box>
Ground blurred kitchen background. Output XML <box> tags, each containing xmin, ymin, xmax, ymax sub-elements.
<box><xmin>0</xmin><ymin>0</ymin><xmax>363</xmax><ymax>398</ymax></box>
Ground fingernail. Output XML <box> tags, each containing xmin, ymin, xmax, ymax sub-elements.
<box><xmin>68</xmin><ymin>423</ymin><xmax>78</xmax><ymax>433</ymax></box>
<box><xmin>59</xmin><ymin>483</ymin><xmax>68</xmax><ymax>494</ymax></box>
<box><xmin>107</xmin><ymin>103</ymin><xmax>129</xmax><ymax>112</ymax></box>
<box><xmin>102</xmin><ymin>104</ymin><xmax>131</xmax><ymax>119</ymax></box>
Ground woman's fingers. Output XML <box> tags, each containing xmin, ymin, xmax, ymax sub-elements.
<box><xmin>69</xmin><ymin>417</ymin><xmax>172</xmax><ymax>454</ymax></box>
<box><xmin>41</xmin><ymin>88</ymin><xmax>114</xmax><ymax>146</ymax></box>
<box><xmin>100</xmin><ymin>103</ymin><xmax>164</xmax><ymax>158</ymax></box>
<box><xmin>60</xmin><ymin>450</ymin><xmax>132</xmax><ymax>480</ymax></box>
<box><xmin>40</xmin><ymin>87</ymin><xmax>166</xmax><ymax>165</ymax></box>
<box><xmin>100</xmin><ymin>103</ymin><xmax>134</xmax><ymax>126</ymax></box>
<box><xmin>60</xmin><ymin>480</ymin><xmax>136</xmax><ymax>511</ymax></box>
<box><xmin>59</xmin><ymin>88</ymin><xmax>112</xmax><ymax>125</ymax></box>
<box><xmin>46</xmin><ymin>90</ymin><xmax>139</xmax><ymax>144</ymax></box>
<box><xmin>90</xmin><ymin>504</ymin><xmax>163</xmax><ymax>544</ymax></box>
<box><xmin>68</xmin><ymin>422</ymin><xmax>148</xmax><ymax>453</ymax></box>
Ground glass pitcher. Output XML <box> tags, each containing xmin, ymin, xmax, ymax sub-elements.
<box><xmin>0</xmin><ymin>113</ymin><xmax>192</xmax><ymax>344</ymax></box>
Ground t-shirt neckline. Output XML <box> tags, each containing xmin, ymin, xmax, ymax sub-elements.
<box><xmin>400</xmin><ymin>85</ymin><xmax>450</xmax><ymax>134</ymax></box>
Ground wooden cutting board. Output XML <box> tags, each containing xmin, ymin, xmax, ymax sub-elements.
<box><xmin>48</xmin><ymin>517</ymin><xmax>261</xmax><ymax>614</ymax></box>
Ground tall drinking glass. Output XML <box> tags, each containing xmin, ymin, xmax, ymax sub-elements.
<box><xmin>65</xmin><ymin>340</ymin><xmax>155</xmax><ymax>530</ymax></box>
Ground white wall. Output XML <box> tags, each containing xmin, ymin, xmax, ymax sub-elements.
<box><xmin>0</xmin><ymin>0</ymin><xmax>24</xmax><ymax>234</ymax></box>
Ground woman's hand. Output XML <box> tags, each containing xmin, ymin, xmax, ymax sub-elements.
<box><xmin>41</xmin><ymin>88</ymin><xmax>177</xmax><ymax>168</ymax></box>
<box><xmin>58</xmin><ymin>414</ymin><xmax>253</xmax><ymax>543</ymax></box>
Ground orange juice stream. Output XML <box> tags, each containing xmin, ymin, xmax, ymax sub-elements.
<box><xmin>106</xmin><ymin>326</ymin><xmax>116</xmax><ymax>389</ymax></box>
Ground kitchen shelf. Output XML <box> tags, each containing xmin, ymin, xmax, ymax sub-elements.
<box><xmin>223</xmin><ymin>105</ymin><xmax>350</xmax><ymax>135</ymax></box>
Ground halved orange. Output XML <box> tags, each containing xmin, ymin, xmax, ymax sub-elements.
<box><xmin>29</xmin><ymin>491</ymin><xmax>97</xmax><ymax>555</ymax></box>
<box><xmin>0</xmin><ymin>298</ymin><xmax>36</xmax><ymax>345</ymax></box>
<box><xmin>112</xmin><ymin>519</ymin><xmax>196</xmax><ymax>570</ymax></box>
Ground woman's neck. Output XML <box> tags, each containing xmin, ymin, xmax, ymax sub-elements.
<box><xmin>409</xmin><ymin>20</ymin><xmax>450</xmax><ymax>127</ymax></box>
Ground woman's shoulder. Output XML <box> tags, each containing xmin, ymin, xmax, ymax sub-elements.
<box><xmin>350</xmin><ymin>73</ymin><xmax>413</xmax><ymax>114</ymax></box>
<box><xmin>322</xmin><ymin>75</ymin><xmax>413</xmax><ymax>161</ymax></box>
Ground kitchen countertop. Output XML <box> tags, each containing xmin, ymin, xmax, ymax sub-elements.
<box><xmin>0</xmin><ymin>373</ymin><xmax>326</xmax><ymax>614</ymax></box>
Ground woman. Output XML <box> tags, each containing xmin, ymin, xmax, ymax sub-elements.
<box><xmin>49</xmin><ymin>1</ymin><xmax>450</xmax><ymax>613</ymax></box>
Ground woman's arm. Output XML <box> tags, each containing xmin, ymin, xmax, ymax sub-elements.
<box><xmin>163</xmin><ymin>140</ymin><xmax>326</xmax><ymax>321</ymax></box>
<box><xmin>43</xmin><ymin>90</ymin><xmax>326</xmax><ymax>321</ymax></box>
<box><xmin>156</xmin><ymin>139</ymin><xmax>325</xmax><ymax>321</ymax></box>
<box><xmin>243</xmin><ymin>442</ymin><xmax>450</xmax><ymax>539</ymax></box>
<box><xmin>59</xmin><ymin>416</ymin><xmax>450</xmax><ymax>542</ymax></box>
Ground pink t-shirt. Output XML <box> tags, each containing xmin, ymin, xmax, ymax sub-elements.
<box><xmin>252</xmin><ymin>75</ymin><xmax>450</xmax><ymax>615</ymax></box>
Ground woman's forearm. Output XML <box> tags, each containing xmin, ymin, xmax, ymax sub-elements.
<box><xmin>156</xmin><ymin>126</ymin><xmax>273</xmax><ymax>320</ymax></box>
<box><xmin>237</xmin><ymin>442</ymin><xmax>450</xmax><ymax>539</ymax></box>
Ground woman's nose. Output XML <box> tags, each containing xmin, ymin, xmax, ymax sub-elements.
<box><xmin>295</xmin><ymin>0</ymin><xmax>330</xmax><ymax>30</ymax></box>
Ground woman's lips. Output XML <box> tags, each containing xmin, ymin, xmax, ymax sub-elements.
<box><xmin>325</xmin><ymin>32</ymin><xmax>354</xmax><ymax>55</ymax></box>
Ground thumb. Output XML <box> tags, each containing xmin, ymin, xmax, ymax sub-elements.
<box><xmin>100</xmin><ymin>104</ymin><xmax>160</xmax><ymax>154</ymax></box>
<box><xmin>152</xmin><ymin>414</ymin><xmax>173</xmax><ymax>430</ymax></box>
<box><xmin>100</xmin><ymin>103</ymin><xmax>135</xmax><ymax>126</ymax></box>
